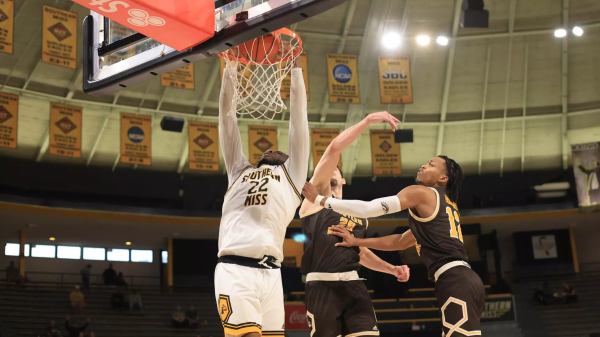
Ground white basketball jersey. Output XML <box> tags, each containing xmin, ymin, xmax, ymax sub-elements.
<box><xmin>218</xmin><ymin>164</ymin><xmax>303</xmax><ymax>262</ymax></box>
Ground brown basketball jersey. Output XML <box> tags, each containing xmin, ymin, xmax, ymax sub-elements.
<box><xmin>300</xmin><ymin>207</ymin><xmax>368</xmax><ymax>274</ymax></box>
<box><xmin>408</xmin><ymin>186</ymin><xmax>468</xmax><ymax>281</ymax></box>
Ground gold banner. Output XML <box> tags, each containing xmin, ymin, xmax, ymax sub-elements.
<box><xmin>162</xmin><ymin>63</ymin><xmax>195</xmax><ymax>90</ymax></box>
<box><xmin>0</xmin><ymin>93</ymin><xmax>18</xmax><ymax>148</ymax></box>
<box><xmin>370</xmin><ymin>130</ymin><xmax>401</xmax><ymax>176</ymax></box>
<box><xmin>188</xmin><ymin>121</ymin><xmax>219</xmax><ymax>171</ymax></box>
<box><xmin>42</xmin><ymin>6</ymin><xmax>77</xmax><ymax>69</ymax></box>
<box><xmin>248</xmin><ymin>125</ymin><xmax>278</xmax><ymax>166</ymax></box>
<box><xmin>327</xmin><ymin>53</ymin><xmax>360</xmax><ymax>104</ymax></box>
<box><xmin>280</xmin><ymin>51</ymin><xmax>309</xmax><ymax>100</ymax></box>
<box><xmin>0</xmin><ymin>0</ymin><xmax>14</xmax><ymax>54</ymax></box>
<box><xmin>121</xmin><ymin>113</ymin><xmax>152</xmax><ymax>166</ymax></box>
<box><xmin>49</xmin><ymin>102</ymin><xmax>82</xmax><ymax>158</ymax></box>
<box><xmin>378</xmin><ymin>55</ymin><xmax>413</xmax><ymax>104</ymax></box>
<box><xmin>311</xmin><ymin>128</ymin><xmax>341</xmax><ymax>170</ymax></box>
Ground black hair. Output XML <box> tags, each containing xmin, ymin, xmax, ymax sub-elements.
<box><xmin>336</xmin><ymin>165</ymin><xmax>344</xmax><ymax>179</ymax></box>
<box><xmin>437</xmin><ymin>155</ymin><xmax>464</xmax><ymax>203</ymax></box>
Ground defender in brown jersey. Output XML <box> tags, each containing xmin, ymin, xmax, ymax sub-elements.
<box><xmin>299</xmin><ymin>111</ymin><xmax>410</xmax><ymax>337</ymax></box>
<box><xmin>303</xmin><ymin>156</ymin><xmax>486</xmax><ymax>337</ymax></box>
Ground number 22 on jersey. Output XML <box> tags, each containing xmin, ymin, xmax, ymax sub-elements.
<box><xmin>446</xmin><ymin>207</ymin><xmax>463</xmax><ymax>242</ymax></box>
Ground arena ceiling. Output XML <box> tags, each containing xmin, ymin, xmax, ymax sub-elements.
<box><xmin>1</xmin><ymin>0</ymin><xmax>600</xmax><ymax>182</ymax></box>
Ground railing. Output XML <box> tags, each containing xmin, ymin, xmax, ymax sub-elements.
<box><xmin>0</xmin><ymin>270</ymin><xmax>160</xmax><ymax>286</ymax></box>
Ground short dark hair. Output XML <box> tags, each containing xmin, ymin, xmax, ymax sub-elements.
<box><xmin>337</xmin><ymin>165</ymin><xmax>344</xmax><ymax>179</ymax></box>
<box><xmin>438</xmin><ymin>155</ymin><xmax>464</xmax><ymax>203</ymax></box>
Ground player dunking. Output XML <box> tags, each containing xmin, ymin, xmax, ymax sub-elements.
<box><xmin>215</xmin><ymin>52</ymin><xmax>309</xmax><ymax>337</ymax></box>
<box><xmin>302</xmin><ymin>156</ymin><xmax>486</xmax><ymax>337</ymax></box>
<box><xmin>299</xmin><ymin>111</ymin><xmax>410</xmax><ymax>337</ymax></box>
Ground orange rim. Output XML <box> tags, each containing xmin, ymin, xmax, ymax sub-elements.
<box><xmin>219</xmin><ymin>28</ymin><xmax>303</xmax><ymax>65</ymax></box>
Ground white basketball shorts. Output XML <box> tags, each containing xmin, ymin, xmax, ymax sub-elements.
<box><xmin>215</xmin><ymin>262</ymin><xmax>285</xmax><ymax>337</ymax></box>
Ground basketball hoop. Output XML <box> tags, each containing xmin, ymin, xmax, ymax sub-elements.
<box><xmin>219</xmin><ymin>28</ymin><xmax>303</xmax><ymax>120</ymax></box>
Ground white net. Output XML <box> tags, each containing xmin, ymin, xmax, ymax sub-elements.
<box><xmin>220</xmin><ymin>29</ymin><xmax>302</xmax><ymax>120</ymax></box>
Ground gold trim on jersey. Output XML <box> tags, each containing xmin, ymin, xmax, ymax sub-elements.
<box><xmin>223</xmin><ymin>322</ymin><xmax>262</xmax><ymax>336</ymax></box>
<box><xmin>225</xmin><ymin>166</ymin><xmax>253</xmax><ymax>196</ymax></box>
<box><xmin>281</xmin><ymin>164</ymin><xmax>302</xmax><ymax>201</ymax></box>
<box><xmin>300</xmin><ymin>207</ymin><xmax>324</xmax><ymax>218</ymax></box>
<box><xmin>408</xmin><ymin>187</ymin><xmax>440</xmax><ymax>222</ymax></box>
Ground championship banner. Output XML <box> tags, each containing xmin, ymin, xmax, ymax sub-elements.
<box><xmin>285</xmin><ymin>303</ymin><xmax>309</xmax><ymax>330</ymax></box>
<box><xmin>162</xmin><ymin>63</ymin><xmax>195</xmax><ymax>90</ymax></box>
<box><xmin>571</xmin><ymin>142</ymin><xmax>600</xmax><ymax>208</ymax></box>
<box><xmin>481</xmin><ymin>295</ymin><xmax>516</xmax><ymax>323</ymax></box>
<box><xmin>248</xmin><ymin>125</ymin><xmax>278</xmax><ymax>166</ymax></box>
<box><xmin>370</xmin><ymin>130</ymin><xmax>401</xmax><ymax>176</ymax></box>
<box><xmin>0</xmin><ymin>93</ymin><xmax>18</xmax><ymax>148</ymax></box>
<box><xmin>326</xmin><ymin>53</ymin><xmax>360</xmax><ymax>104</ymax></box>
<box><xmin>311</xmin><ymin>128</ymin><xmax>341</xmax><ymax>170</ymax></box>
<box><xmin>0</xmin><ymin>0</ymin><xmax>14</xmax><ymax>54</ymax></box>
<box><xmin>280</xmin><ymin>51</ymin><xmax>309</xmax><ymax>100</ymax></box>
<box><xmin>49</xmin><ymin>103</ymin><xmax>82</xmax><ymax>158</ymax></box>
<box><xmin>42</xmin><ymin>6</ymin><xmax>77</xmax><ymax>69</ymax></box>
<box><xmin>121</xmin><ymin>113</ymin><xmax>152</xmax><ymax>166</ymax></box>
<box><xmin>378</xmin><ymin>55</ymin><xmax>413</xmax><ymax>104</ymax></box>
<box><xmin>188</xmin><ymin>121</ymin><xmax>219</xmax><ymax>171</ymax></box>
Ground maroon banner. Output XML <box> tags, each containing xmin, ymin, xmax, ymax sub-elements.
<box><xmin>285</xmin><ymin>303</ymin><xmax>309</xmax><ymax>330</ymax></box>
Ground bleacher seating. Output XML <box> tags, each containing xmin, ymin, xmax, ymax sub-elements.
<box><xmin>0</xmin><ymin>281</ymin><xmax>222</xmax><ymax>337</ymax></box>
<box><xmin>515</xmin><ymin>270</ymin><xmax>600</xmax><ymax>337</ymax></box>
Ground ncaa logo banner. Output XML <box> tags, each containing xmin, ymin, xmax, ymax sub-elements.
<box><xmin>49</xmin><ymin>103</ymin><xmax>83</xmax><ymax>158</ymax></box>
<box><xmin>326</xmin><ymin>54</ymin><xmax>360</xmax><ymax>104</ymax></box>
<box><xmin>370</xmin><ymin>129</ymin><xmax>402</xmax><ymax>176</ymax></box>
<box><xmin>42</xmin><ymin>6</ymin><xmax>77</xmax><ymax>69</ymax></box>
<box><xmin>188</xmin><ymin>121</ymin><xmax>219</xmax><ymax>172</ymax></box>
<box><xmin>0</xmin><ymin>93</ymin><xmax>18</xmax><ymax>149</ymax></box>
<box><xmin>378</xmin><ymin>55</ymin><xmax>413</xmax><ymax>104</ymax></box>
<box><xmin>0</xmin><ymin>0</ymin><xmax>14</xmax><ymax>54</ymax></box>
<box><xmin>248</xmin><ymin>125</ymin><xmax>278</xmax><ymax>166</ymax></box>
<box><xmin>121</xmin><ymin>113</ymin><xmax>152</xmax><ymax>165</ymax></box>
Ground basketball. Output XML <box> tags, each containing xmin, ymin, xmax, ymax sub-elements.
<box><xmin>238</xmin><ymin>32</ymin><xmax>281</xmax><ymax>63</ymax></box>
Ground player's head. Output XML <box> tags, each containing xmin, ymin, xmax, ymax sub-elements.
<box><xmin>415</xmin><ymin>156</ymin><xmax>464</xmax><ymax>203</ymax></box>
<box><xmin>330</xmin><ymin>166</ymin><xmax>346</xmax><ymax>188</ymax></box>
<box><xmin>258</xmin><ymin>150</ymin><xmax>289</xmax><ymax>167</ymax></box>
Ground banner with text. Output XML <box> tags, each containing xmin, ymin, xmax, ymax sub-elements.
<box><xmin>481</xmin><ymin>295</ymin><xmax>516</xmax><ymax>323</ymax></box>
<box><xmin>311</xmin><ymin>128</ymin><xmax>341</xmax><ymax>170</ymax></box>
<box><xmin>162</xmin><ymin>63</ymin><xmax>195</xmax><ymax>90</ymax></box>
<box><xmin>280</xmin><ymin>51</ymin><xmax>309</xmax><ymax>101</ymax></box>
<box><xmin>248</xmin><ymin>125</ymin><xmax>278</xmax><ymax>166</ymax></box>
<box><xmin>571</xmin><ymin>142</ymin><xmax>600</xmax><ymax>208</ymax></box>
<box><xmin>0</xmin><ymin>0</ymin><xmax>14</xmax><ymax>54</ymax></box>
<box><xmin>327</xmin><ymin>53</ymin><xmax>360</xmax><ymax>104</ymax></box>
<box><xmin>42</xmin><ymin>6</ymin><xmax>77</xmax><ymax>69</ymax></box>
<box><xmin>188</xmin><ymin>121</ymin><xmax>219</xmax><ymax>172</ymax></box>
<box><xmin>121</xmin><ymin>113</ymin><xmax>152</xmax><ymax>166</ymax></box>
<box><xmin>378</xmin><ymin>55</ymin><xmax>413</xmax><ymax>104</ymax></box>
<box><xmin>370</xmin><ymin>130</ymin><xmax>401</xmax><ymax>176</ymax></box>
<box><xmin>49</xmin><ymin>103</ymin><xmax>82</xmax><ymax>158</ymax></box>
<box><xmin>0</xmin><ymin>93</ymin><xmax>18</xmax><ymax>148</ymax></box>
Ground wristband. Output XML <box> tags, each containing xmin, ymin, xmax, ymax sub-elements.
<box><xmin>314</xmin><ymin>195</ymin><xmax>325</xmax><ymax>206</ymax></box>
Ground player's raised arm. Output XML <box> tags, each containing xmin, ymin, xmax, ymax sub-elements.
<box><xmin>219</xmin><ymin>63</ymin><xmax>251</xmax><ymax>184</ymax></box>
<box><xmin>310</xmin><ymin>111</ymin><xmax>400</xmax><ymax>195</ymax></box>
<box><xmin>332</xmin><ymin>228</ymin><xmax>417</xmax><ymax>252</ymax></box>
<box><xmin>283</xmin><ymin>53</ymin><xmax>310</xmax><ymax>191</ymax></box>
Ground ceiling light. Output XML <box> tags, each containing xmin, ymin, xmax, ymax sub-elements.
<box><xmin>49</xmin><ymin>237</ymin><xmax>56</xmax><ymax>241</ymax></box>
<box><xmin>382</xmin><ymin>32</ymin><xmax>402</xmax><ymax>49</ymax></box>
<box><xmin>436</xmin><ymin>36</ymin><xmax>449</xmax><ymax>46</ymax></box>
<box><xmin>572</xmin><ymin>26</ymin><xmax>583</xmax><ymax>37</ymax></box>
<box><xmin>554</xmin><ymin>29</ymin><xmax>567</xmax><ymax>38</ymax></box>
<box><xmin>416</xmin><ymin>35</ymin><xmax>431</xmax><ymax>46</ymax></box>
<box><xmin>125</xmin><ymin>242</ymin><xmax>131</xmax><ymax>246</ymax></box>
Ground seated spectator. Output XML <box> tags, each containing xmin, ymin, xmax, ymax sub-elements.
<box><xmin>128</xmin><ymin>290</ymin><xmax>143</xmax><ymax>312</ymax></box>
<box><xmin>534</xmin><ymin>285</ymin><xmax>547</xmax><ymax>305</ymax></box>
<box><xmin>111</xmin><ymin>289</ymin><xmax>125</xmax><ymax>311</ymax></box>
<box><xmin>171</xmin><ymin>305</ymin><xmax>187</xmax><ymax>328</ymax></box>
<box><xmin>80</xmin><ymin>265</ymin><xmax>92</xmax><ymax>291</ymax></box>
<box><xmin>6</xmin><ymin>261</ymin><xmax>23</xmax><ymax>285</ymax></box>
<box><xmin>46</xmin><ymin>320</ymin><xmax>61</xmax><ymax>337</ymax></box>
<box><xmin>65</xmin><ymin>317</ymin><xmax>89</xmax><ymax>337</ymax></box>
<box><xmin>116</xmin><ymin>272</ymin><xmax>127</xmax><ymax>289</ymax></box>
<box><xmin>102</xmin><ymin>263</ymin><xmax>117</xmax><ymax>286</ymax></box>
<box><xmin>70</xmin><ymin>286</ymin><xmax>85</xmax><ymax>313</ymax></box>
<box><xmin>557</xmin><ymin>282</ymin><xmax>578</xmax><ymax>303</ymax></box>
<box><xmin>186</xmin><ymin>305</ymin><xmax>200</xmax><ymax>328</ymax></box>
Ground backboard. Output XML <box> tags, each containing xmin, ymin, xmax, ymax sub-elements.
<box><xmin>82</xmin><ymin>0</ymin><xmax>349</xmax><ymax>97</ymax></box>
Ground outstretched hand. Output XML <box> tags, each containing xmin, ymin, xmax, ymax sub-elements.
<box><xmin>367</xmin><ymin>111</ymin><xmax>400</xmax><ymax>131</ymax></box>
<box><xmin>392</xmin><ymin>265</ymin><xmax>410</xmax><ymax>282</ymax></box>
<box><xmin>328</xmin><ymin>224</ymin><xmax>359</xmax><ymax>247</ymax></box>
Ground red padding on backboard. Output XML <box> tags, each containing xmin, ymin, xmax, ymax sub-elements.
<box><xmin>74</xmin><ymin>0</ymin><xmax>215</xmax><ymax>51</ymax></box>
